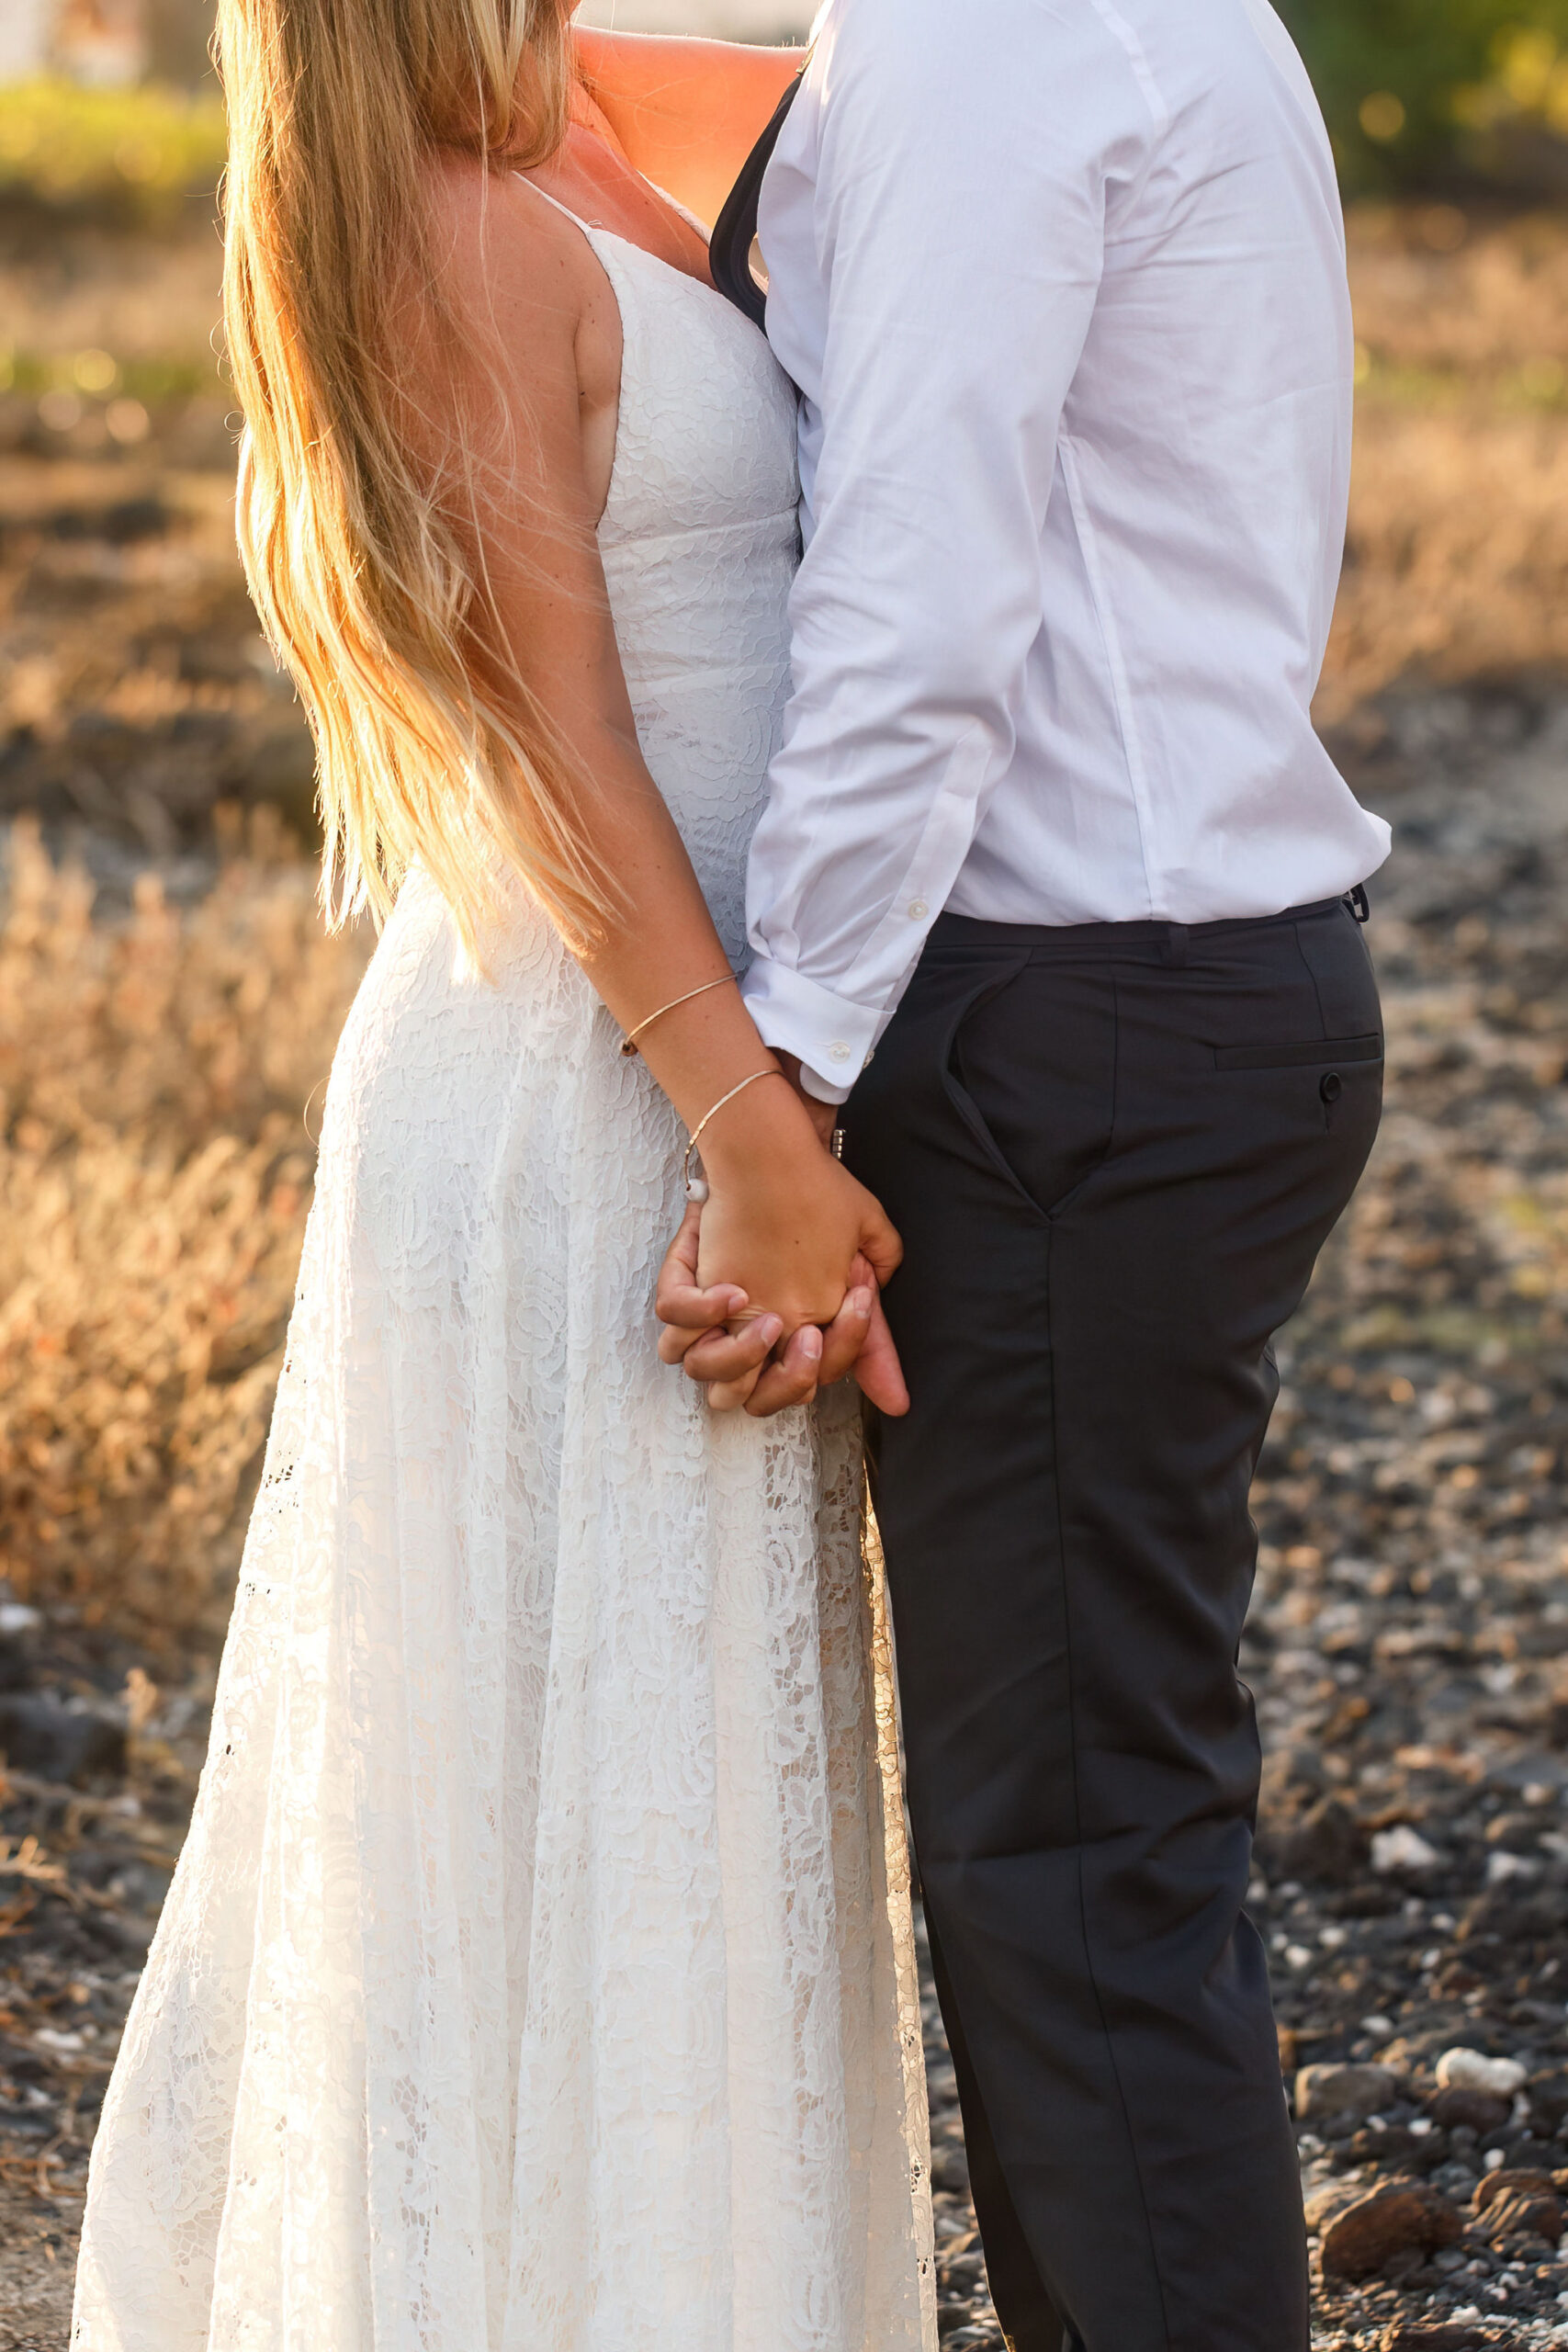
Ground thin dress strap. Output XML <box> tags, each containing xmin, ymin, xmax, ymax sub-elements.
<box><xmin>513</xmin><ymin>174</ymin><xmax>595</xmax><ymax>236</ymax></box>
<box><xmin>516</xmin><ymin>172</ymin><xmax>710</xmax><ymax>255</ymax></box>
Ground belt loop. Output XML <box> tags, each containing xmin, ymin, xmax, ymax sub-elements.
<box><xmin>1162</xmin><ymin>922</ymin><xmax>1189</xmax><ymax>968</ymax></box>
<box><xmin>1345</xmin><ymin>884</ymin><xmax>1371</xmax><ymax>924</ymax></box>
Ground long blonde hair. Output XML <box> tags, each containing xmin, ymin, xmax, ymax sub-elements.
<box><xmin>216</xmin><ymin>0</ymin><xmax>615</xmax><ymax>951</ymax></box>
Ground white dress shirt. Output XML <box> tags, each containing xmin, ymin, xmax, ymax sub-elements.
<box><xmin>739</xmin><ymin>0</ymin><xmax>1392</xmax><ymax>1102</ymax></box>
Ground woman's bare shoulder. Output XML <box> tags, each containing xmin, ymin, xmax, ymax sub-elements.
<box><xmin>401</xmin><ymin>153</ymin><xmax>592</xmax><ymax>428</ymax></box>
<box><xmin>421</xmin><ymin>154</ymin><xmax>589</xmax><ymax>327</ymax></box>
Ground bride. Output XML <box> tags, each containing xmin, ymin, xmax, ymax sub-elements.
<box><xmin>71</xmin><ymin>4</ymin><xmax>934</xmax><ymax>2345</ymax></box>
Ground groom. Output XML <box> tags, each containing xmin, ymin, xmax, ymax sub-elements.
<box><xmin>669</xmin><ymin>1</ymin><xmax>1390</xmax><ymax>2346</ymax></box>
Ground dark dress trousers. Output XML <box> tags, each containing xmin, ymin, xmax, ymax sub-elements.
<box><xmin>846</xmin><ymin>899</ymin><xmax>1382</xmax><ymax>2352</ymax></box>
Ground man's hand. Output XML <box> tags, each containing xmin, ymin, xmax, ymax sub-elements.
<box><xmin>656</xmin><ymin>1209</ymin><xmax>910</xmax><ymax>1418</ymax></box>
<box><xmin>775</xmin><ymin>1052</ymin><xmax>838</xmax><ymax>1148</ymax></box>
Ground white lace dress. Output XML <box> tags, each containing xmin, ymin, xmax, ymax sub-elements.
<box><xmin>72</xmin><ymin>210</ymin><xmax>936</xmax><ymax>2352</ymax></box>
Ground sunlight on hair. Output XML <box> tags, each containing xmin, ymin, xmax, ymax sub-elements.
<box><xmin>217</xmin><ymin>0</ymin><xmax>619</xmax><ymax>962</ymax></box>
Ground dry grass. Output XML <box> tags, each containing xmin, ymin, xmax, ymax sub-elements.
<box><xmin>0</xmin><ymin>814</ymin><xmax>367</xmax><ymax>1642</ymax></box>
<box><xmin>1323</xmin><ymin>206</ymin><xmax>1568</xmax><ymax>718</ymax></box>
<box><xmin>1327</xmin><ymin>401</ymin><xmax>1568</xmax><ymax>717</ymax></box>
<box><xmin>1348</xmin><ymin>202</ymin><xmax>1568</xmax><ymax>378</ymax></box>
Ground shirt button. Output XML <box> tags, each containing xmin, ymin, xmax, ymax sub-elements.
<box><xmin>828</xmin><ymin>1041</ymin><xmax>852</xmax><ymax>1063</ymax></box>
<box><xmin>907</xmin><ymin>898</ymin><xmax>929</xmax><ymax>920</ymax></box>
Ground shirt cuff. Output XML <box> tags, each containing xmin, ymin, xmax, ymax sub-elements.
<box><xmin>740</xmin><ymin>956</ymin><xmax>882</xmax><ymax>1107</ymax></box>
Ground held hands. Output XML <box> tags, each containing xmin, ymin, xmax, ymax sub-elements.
<box><xmin>657</xmin><ymin>1216</ymin><xmax>909</xmax><ymax>1415</ymax></box>
<box><xmin>655</xmin><ymin>1069</ymin><xmax>909</xmax><ymax>1418</ymax></box>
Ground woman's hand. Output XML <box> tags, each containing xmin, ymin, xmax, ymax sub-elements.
<box><xmin>695</xmin><ymin>1073</ymin><xmax>899</xmax><ymax>1323</ymax></box>
<box><xmin>655</xmin><ymin>1069</ymin><xmax>911</xmax><ymax>1424</ymax></box>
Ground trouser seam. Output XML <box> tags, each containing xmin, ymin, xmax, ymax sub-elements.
<box><xmin>1291</xmin><ymin>915</ymin><xmax>1331</xmax><ymax>1036</ymax></box>
<box><xmin>1050</xmin><ymin>970</ymin><xmax>1173</xmax><ymax>2352</ymax></box>
<box><xmin>922</xmin><ymin>1899</ymin><xmax>1070</xmax><ymax>2350</ymax></box>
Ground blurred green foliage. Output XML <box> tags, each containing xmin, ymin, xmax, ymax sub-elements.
<box><xmin>0</xmin><ymin>79</ymin><xmax>225</xmax><ymax>225</ymax></box>
<box><xmin>0</xmin><ymin>345</ymin><xmax>216</xmax><ymax>401</ymax></box>
<box><xmin>1278</xmin><ymin>0</ymin><xmax>1568</xmax><ymax>187</ymax></box>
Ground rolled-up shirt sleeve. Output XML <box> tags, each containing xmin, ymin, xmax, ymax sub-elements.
<box><xmin>741</xmin><ymin>0</ymin><xmax>1156</xmax><ymax>1100</ymax></box>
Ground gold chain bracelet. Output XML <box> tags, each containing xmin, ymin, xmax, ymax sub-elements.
<box><xmin>682</xmin><ymin>1069</ymin><xmax>790</xmax><ymax>1202</ymax></box>
<box><xmin>620</xmin><ymin>973</ymin><xmax>738</xmax><ymax>1059</ymax></box>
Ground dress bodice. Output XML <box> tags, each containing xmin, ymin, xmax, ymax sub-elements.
<box><xmin>570</xmin><ymin>216</ymin><xmax>801</xmax><ymax>964</ymax></box>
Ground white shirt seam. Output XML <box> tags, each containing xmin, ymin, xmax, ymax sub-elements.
<box><xmin>1084</xmin><ymin>0</ymin><xmax>1171</xmax><ymax>130</ymax></box>
<box><xmin>1057</xmin><ymin>434</ymin><xmax>1158</xmax><ymax>917</ymax></box>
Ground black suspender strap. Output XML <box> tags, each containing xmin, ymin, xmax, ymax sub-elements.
<box><xmin>709</xmin><ymin>72</ymin><xmax>805</xmax><ymax>330</ymax></box>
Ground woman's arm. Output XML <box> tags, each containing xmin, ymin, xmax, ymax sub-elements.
<box><xmin>572</xmin><ymin>27</ymin><xmax>803</xmax><ymax>230</ymax></box>
<box><xmin>410</xmin><ymin>164</ymin><xmax>896</xmax><ymax>1406</ymax></box>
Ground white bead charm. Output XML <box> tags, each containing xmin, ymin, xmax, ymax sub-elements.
<box><xmin>681</xmin><ymin>1069</ymin><xmax>788</xmax><ymax>1210</ymax></box>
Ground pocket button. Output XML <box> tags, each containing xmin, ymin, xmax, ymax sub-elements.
<box><xmin>1320</xmin><ymin>1071</ymin><xmax>1343</xmax><ymax>1104</ymax></box>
